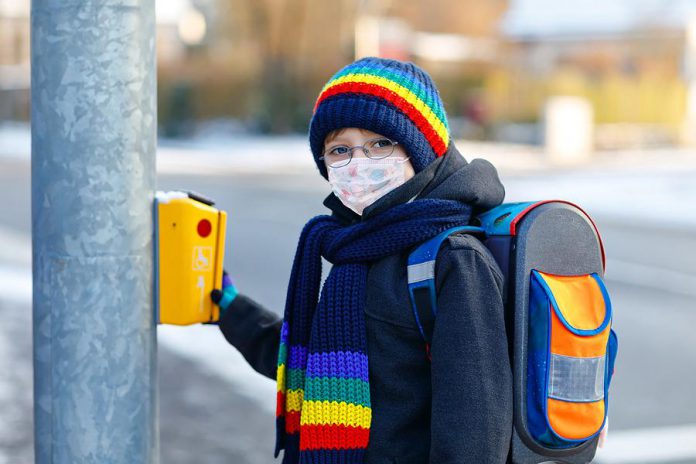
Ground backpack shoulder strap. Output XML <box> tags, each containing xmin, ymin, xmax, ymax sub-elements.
<box><xmin>407</xmin><ymin>225</ymin><xmax>485</xmax><ymax>344</ymax></box>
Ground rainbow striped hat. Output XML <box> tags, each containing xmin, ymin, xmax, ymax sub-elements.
<box><xmin>309</xmin><ymin>57</ymin><xmax>451</xmax><ymax>179</ymax></box>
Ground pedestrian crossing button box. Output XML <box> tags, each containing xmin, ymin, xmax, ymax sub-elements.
<box><xmin>155</xmin><ymin>190</ymin><xmax>227</xmax><ymax>325</ymax></box>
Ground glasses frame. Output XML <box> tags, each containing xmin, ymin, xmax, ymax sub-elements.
<box><xmin>319</xmin><ymin>137</ymin><xmax>401</xmax><ymax>168</ymax></box>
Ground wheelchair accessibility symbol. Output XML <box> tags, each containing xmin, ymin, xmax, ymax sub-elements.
<box><xmin>192</xmin><ymin>246</ymin><xmax>213</xmax><ymax>271</ymax></box>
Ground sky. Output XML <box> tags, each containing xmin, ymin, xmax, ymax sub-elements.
<box><xmin>502</xmin><ymin>0</ymin><xmax>696</xmax><ymax>38</ymax></box>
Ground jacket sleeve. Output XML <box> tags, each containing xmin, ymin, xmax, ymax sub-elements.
<box><xmin>429</xmin><ymin>236</ymin><xmax>513</xmax><ymax>463</ymax></box>
<box><xmin>217</xmin><ymin>293</ymin><xmax>283</xmax><ymax>380</ymax></box>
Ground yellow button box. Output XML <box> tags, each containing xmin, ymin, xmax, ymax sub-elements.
<box><xmin>155</xmin><ymin>191</ymin><xmax>227</xmax><ymax>325</ymax></box>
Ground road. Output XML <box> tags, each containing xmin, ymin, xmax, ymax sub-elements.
<box><xmin>0</xmin><ymin>156</ymin><xmax>695</xmax><ymax>463</ymax></box>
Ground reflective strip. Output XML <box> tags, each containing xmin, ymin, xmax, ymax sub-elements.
<box><xmin>549</xmin><ymin>353</ymin><xmax>605</xmax><ymax>402</ymax></box>
<box><xmin>407</xmin><ymin>261</ymin><xmax>435</xmax><ymax>284</ymax></box>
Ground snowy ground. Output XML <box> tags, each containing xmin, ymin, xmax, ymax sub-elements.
<box><xmin>2</xmin><ymin>122</ymin><xmax>696</xmax><ymax>463</ymax></box>
<box><xmin>4</xmin><ymin>121</ymin><xmax>695</xmax><ymax>228</ymax></box>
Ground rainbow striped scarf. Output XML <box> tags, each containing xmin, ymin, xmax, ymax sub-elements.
<box><xmin>274</xmin><ymin>199</ymin><xmax>472</xmax><ymax>463</ymax></box>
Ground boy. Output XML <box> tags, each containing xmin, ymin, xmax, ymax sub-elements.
<box><xmin>213</xmin><ymin>57</ymin><xmax>512</xmax><ymax>463</ymax></box>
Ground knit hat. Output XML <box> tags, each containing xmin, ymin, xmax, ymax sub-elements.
<box><xmin>309</xmin><ymin>56</ymin><xmax>451</xmax><ymax>179</ymax></box>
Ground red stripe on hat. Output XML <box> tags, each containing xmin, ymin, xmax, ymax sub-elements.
<box><xmin>315</xmin><ymin>82</ymin><xmax>447</xmax><ymax>156</ymax></box>
<box><xmin>299</xmin><ymin>424</ymin><xmax>371</xmax><ymax>450</ymax></box>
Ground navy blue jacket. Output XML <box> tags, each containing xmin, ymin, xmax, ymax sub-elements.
<box><xmin>218</xmin><ymin>145</ymin><xmax>513</xmax><ymax>463</ymax></box>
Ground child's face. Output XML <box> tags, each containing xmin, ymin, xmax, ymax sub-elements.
<box><xmin>323</xmin><ymin>127</ymin><xmax>415</xmax><ymax>181</ymax></box>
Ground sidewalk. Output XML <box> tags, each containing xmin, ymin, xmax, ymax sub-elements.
<box><xmin>0</xmin><ymin>298</ymin><xmax>33</xmax><ymax>464</ymax></box>
<box><xmin>0</xmin><ymin>291</ymin><xmax>276</xmax><ymax>464</ymax></box>
<box><xmin>0</xmin><ymin>223</ymin><xmax>276</xmax><ymax>464</ymax></box>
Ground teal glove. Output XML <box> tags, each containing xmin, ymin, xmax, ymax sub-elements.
<box><xmin>210</xmin><ymin>270</ymin><xmax>238</xmax><ymax>318</ymax></box>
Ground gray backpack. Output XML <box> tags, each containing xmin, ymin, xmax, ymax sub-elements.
<box><xmin>407</xmin><ymin>200</ymin><xmax>618</xmax><ymax>464</ymax></box>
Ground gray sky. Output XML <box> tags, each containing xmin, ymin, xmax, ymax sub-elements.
<box><xmin>502</xmin><ymin>0</ymin><xmax>696</xmax><ymax>38</ymax></box>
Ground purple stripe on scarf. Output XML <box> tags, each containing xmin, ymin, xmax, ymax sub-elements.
<box><xmin>305</xmin><ymin>351</ymin><xmax>369</xmax><ymax>381</ymax></box>
<box><xmin>280</xmin><ymin>321</ymin><xmax>289</xmax><ymax>344</ymax></box>
<box><xmin>287</xmin><ymin>345</ymin><xmax>308</xmax><ymax>370</ymax></box>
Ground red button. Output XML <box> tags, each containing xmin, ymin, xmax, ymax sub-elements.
<box><xmin>197</xmin><ymin>219</ymin><xmax>212</xmax><ymax>237</ymax></box>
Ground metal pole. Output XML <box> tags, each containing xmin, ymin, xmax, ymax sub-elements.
<box><xmin>31</xmin><ymin>1</ymin><xmax>158</xmax><ymax>462</ymax></box>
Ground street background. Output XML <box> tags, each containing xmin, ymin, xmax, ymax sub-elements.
<box><xmin>2</xmin><ymin>0</ymin><xmax>696</xmax><ymax>463</ymax></box>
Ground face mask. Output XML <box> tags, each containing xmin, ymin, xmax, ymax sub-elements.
<box><xmin>328</xmin><ymin>157</ymin><xmax>411</xmax><ymax>216</ymax></box>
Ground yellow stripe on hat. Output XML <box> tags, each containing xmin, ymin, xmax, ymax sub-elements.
<box><xmin>299</xmin><ymin>400</ymin><xmax>372</xmax><ymax>428</ymax></box>
<box><xmin>321</xmin><ymin>73</ymin><xmax>449</xmax><ymax>148</ymax></box>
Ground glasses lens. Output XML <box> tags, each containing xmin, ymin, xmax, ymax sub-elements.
<box><xmin>365</xmin><ymin>138</ymin><xmax>396</xmax><ymax>159</ymax></box>
<box><xmin>324</xmin><ymin>146</ymin><xmax>352</xmax><ymax>168</ymax></box>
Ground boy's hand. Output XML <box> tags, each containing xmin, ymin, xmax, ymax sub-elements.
<box><xmin>210</xmin><ymin>270</ymin><xmax>239</xmax><ymax>318</ymax></box>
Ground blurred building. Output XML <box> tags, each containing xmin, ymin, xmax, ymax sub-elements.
<box><xmin>351</xmin><ymin>0</ymin><xmax>510</xmax><ymax>139</ymax></box>
<box><xmin>159</xmin><ymin>0</ymin><xmax>510</xmax><ymax>135</ymax></box>
<box><xmin>158</xmin><ymin>0</ymin><xmax>360</xmax><ymax>134</ymax></box>
<box><xmin>492</xmin><ymin>0</ymin><xmax>696</xmax><ymax>147</ymax></box>
<box><xmin>0</xmin><ymin>0</ymin><xmax>218</xmax><ymax>125</ymax></box>
<box><xmin>0</xmin><ymin>0</ymin><xmax>30</xmax><ymax>121</ymax></box>
<box><xmin>10</xmin><ymin>0</ymin><xmax>696</xmax><ymax>148</ymax></box>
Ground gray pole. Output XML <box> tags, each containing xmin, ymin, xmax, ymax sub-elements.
<box><xmin>31</xmin><ymin>1</ymin><xmax>158</xmax><ymax>463</ymax></box>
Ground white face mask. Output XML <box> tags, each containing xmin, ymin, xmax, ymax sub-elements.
<box><xmin>328</xmin><ymin>157</ymin><xmax>411</xmax><ymax>216</ymax></box>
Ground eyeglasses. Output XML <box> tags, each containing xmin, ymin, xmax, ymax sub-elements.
<box><xmin>319</xmin><ymin>137</ymin><xmax>401</xmax><ymax>168</ymax></box>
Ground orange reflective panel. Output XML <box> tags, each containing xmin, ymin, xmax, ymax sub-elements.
<box><xmin>550</xmin><ymin>309</ymin><xmax>610</xmax><ymax>357</ymax></box>
<box><xmin>538</xmin><ymin>272</ymin><xmax>606</xmax><ymax>331</ymax></box>
<box><xmin>547</xmin><ymin>398</ymin><xmax>605</xmax><ymax>440</ymax></box>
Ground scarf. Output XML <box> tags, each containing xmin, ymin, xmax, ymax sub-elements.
<box><xmin>274</xmin><ymin>198</ymin><xmax>473</xmax><ymax>463</ymax></box>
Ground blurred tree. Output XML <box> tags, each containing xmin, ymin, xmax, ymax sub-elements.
<box><xmin>250</xmin><ymin>0</ymin><xmax>308</xmax><ymax>132</ymax></box>
<box><xmin>209</xmin><ymin>0</ymin><xmax>359</xmax><ymax>132</ymax></box>
<box><xmin>157</xmin><ymin>0</ymin><xmax>510</xmax><ymax>134</ymax></box>
<box><xmin>163</xmin><ymin>81</ymin><xmax>196</xmax><ymax>138</ymax></box>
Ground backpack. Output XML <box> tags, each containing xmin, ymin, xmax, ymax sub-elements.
<box><xmin>407</xmin><ymin>200</ymin><xmax>618</xmax><ymax>464</ymax></box>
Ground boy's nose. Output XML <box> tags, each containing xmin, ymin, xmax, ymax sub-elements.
<box><xmin>351</xmin><ymin>146</ymin><xmax>369</xmax><ymax>159</ymax></box>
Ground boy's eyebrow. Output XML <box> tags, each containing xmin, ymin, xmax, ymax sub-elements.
<box><xmin>326</xmin><ymin>137</ymin><xmax>349</xmax><ymax>145</ymax></box>
<box><xmin>326</xmin><ymin>130</ymin><xmax>376</xmax><ymax>146</ymax></box>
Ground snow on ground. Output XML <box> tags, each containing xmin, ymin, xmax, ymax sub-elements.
<box><xmin>595</xmin><ymin>423</ymin><xmax>696</xmax><ymax>464</ymax></box>
<box><xmin>0</xmin><ymin>227</ymin><xmax>33</xmax><ymax>463</ymax></box>
<box><xmin>156</xmin><ymin>324</ymin><xmax>276</xmax><ymax>414</ymax></box>
<box><xmin>2</xmin><ymin>123</ymin><xmax>696</xmax><ymax>462</ymax></box>
<box><xmin>6</xmin><ymin>122</ymin><xmax>696</xmax><ymax>233</ymax></box>
<box><xmin>503</xmin><ymin>166</ymin><xmax>696</xmax><ymax>230</ymax></box>
<box><xmin>4</xmin><ymin>122</ymin><xmax>696</xmax><ymax>230</ymax></box>
<box><xmin>0</xmin><ymin>223</ymin><xmax>278</xmax><ymax>425</ymax></box>
<box><xmin>0</xmin><ymin>122</ymin><xmax>30</xmax><ymax>162</ymax></box>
